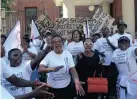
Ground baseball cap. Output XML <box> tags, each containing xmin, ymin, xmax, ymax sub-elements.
<box><xmin>118</xmin><ymin>36</ymin><xmax>130</xmax><ymax>43</ymax></box>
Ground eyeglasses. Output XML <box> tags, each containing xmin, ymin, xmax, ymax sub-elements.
<box><xmin>84</xmin><ymin>42</ymin><xmax>93</xmax><ymax>46</ymax></box>
<box><xmin>52</xmin><ymin>40</ymin><xmax>62</xmax><ymax>44</ymax></box>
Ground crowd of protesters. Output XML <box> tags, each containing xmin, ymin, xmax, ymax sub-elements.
<box><xmin>0</xmin><ymin>20</ymin><xmax>137</xmax><ymax>99</ymax></box>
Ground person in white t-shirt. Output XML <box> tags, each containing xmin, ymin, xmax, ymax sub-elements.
<box><xmin>111</xmin><ymin>21</ymin><xmax>133</xmax><ymax>47</ymax></box>
<box><xmin>111</xmin><ymin>36</ymin><xmax>137</xmax><ymax>99</ymax></box>
<box><xmin>40</xmin><ymin>32</ymin><xmax>53</xmax><ymax>51</ymax></box>
<box><xmin>67</xmin><ymin>30</ymin><xmax>84</xmax><ymax>64</ymax></box>
<box><xmin>94</xmin><ymin>27</ymin><xmax>116</xmax><ymax>67</ymax></box>
<box><xmin>37</xmin><ymin>32</ymin><xmax>53</xmax><ymax>82</ymax></box>
<box><xmin>0</xmin><ymin>45</ymin><xmax>54</xmax><ymax>99</ymax></box>
<box><xmin>93</xmin><ymin>27</ymin><xmax>117</xmax><ymax>98</ymax></box>
<box><xmin>39</xmin><ymin>35</ymin><xmax>85</xmax><ymax>99</ymax></box>
<box><xmin>21</xmin><ymin>35</ymin><xmax>39</xmax><ymax>82</ymax></box>
<box><xmin>1</xmin><ymin>47</ymin><xmax>50</xmax><ymax>97</ymax></box>
<box><xmin>21</xmin><ymin>36</ymin><xmax>38</xmax><ymax>61</ymax></box>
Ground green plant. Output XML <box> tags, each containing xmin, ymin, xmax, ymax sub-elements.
<box><xmin>1</xmin><ymin>0</ymin><xmax>14</xmax><ymax>11</ymax></box>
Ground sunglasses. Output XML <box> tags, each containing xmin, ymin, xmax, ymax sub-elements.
<box><xmin>84</xmin><ymin>42</ymin><xmax>93</xmax><ymax>46</ymax></box>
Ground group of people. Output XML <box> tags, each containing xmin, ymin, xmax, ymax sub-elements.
<box><xmin>0</xmin><ymin>20</ymin><xmax>137</xmax><ymax>99</ymax></box>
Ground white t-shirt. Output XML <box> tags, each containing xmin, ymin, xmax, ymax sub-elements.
<box><xmin>67</xmin><ymin>41</ymin><xmax>84</xmax><ymax>56</ymax></box>
<box><xmin>93</xmin><ymin>37</ymin><xmax>116</xmax><ymax>66</ymax></box>
<box><xmin>0</xmin><ymin>58</ymin><xmax>15</xmax><ymax>99</ymax></box>
<box><xmin>112</xmin><ymin>47</ymin><xmax>137</xmax><ymax>76</ymax></box>
<box><xmin>40</xmin><ymin>50</ymin><xmax>75</xmax><ymax>89</ymax></box>
<box><xmin>112</xmin><ymin>33</ymin><xmax>133</xmax><ymax>47</ymax></box>
<box><xmin>1</xmin><ymin>61</ymin><xmax>33</xmax><ymax>96</ymax></box>
<box><xmin>0</xmin><ymin>58</ymin><xmax>13</xmax><ymax>79</ymax></box>
<box><xmin>32</xmin><ymin>39</ymin><xmax>43</xmax><ymax>52</ymax></box>
<box><xmin>21</xmin><ymin>46</ymin><xmax>38</xmax><ymax>61</ymax></box>
<box><xmin>0</xmin><ymin>85</ymin><xmax>15</xmax><ymax>99</ymax></box>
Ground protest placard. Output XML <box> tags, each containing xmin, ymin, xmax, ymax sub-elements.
<box><xmin>87</xmin><ymin>7</ymin><xmax>114</xmax><ymax>36</ymax></box>
<box><xmin>55</xmin><ymin>17</ymin><xmax>86</xmax><ymax>39</ymax></box>
<box><xmin>35</xmin><ymin>14</ymin><xmax>55</xmax><ymax>35</ymax></box>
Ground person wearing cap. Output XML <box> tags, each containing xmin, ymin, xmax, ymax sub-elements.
<box><xmin>111</xmin><ymin>21</ymin><xmax>133</xmax><ymax>47</ymax></box>
<box><xmin>111</xmin><ymin>36</ymin><xmax>137</xmax><ymax>98</ymax></box>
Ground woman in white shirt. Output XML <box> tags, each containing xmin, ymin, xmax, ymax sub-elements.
<box><xmin>1</xmin><ymin>47</ymin><xmax>49</xmax><ymax>97</ymax></box>
<box><xmin>21</xmin><ymin>36</ymin><xmax>38</xmax><ymax>61</ymax></box>
<box><xmin>21</xmin><ymin>36</ymin><xmax>39</xmax><ymax>81</ymax></box>
<box><xmin>39</xmin><ymin>35</ymin><xmax>85</xmax><ymax>99</ymax></box>
<box><xmin>112</xmin><ymin>36</ymin><xmax>137</xmax><ymax>98</ymax></box>
<box><xmin>67</xmin><ymin>30</ymin><xmax>84</xmax><ymax>64</ymax></box>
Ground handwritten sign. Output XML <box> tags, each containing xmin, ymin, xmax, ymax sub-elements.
<box><xmin>88</xmin><ymin>7</ymin><xmax>114</xmax><ymax>36</ymax></box>
<box><xmin>35</xmin><ymin>14</ymin><xmax>55</xmax><ymax>35</ymax></box>
<box><xmin>55</xmin><ymin>18</ymin><xmax>86</xmax><ymax>39</ymax></box>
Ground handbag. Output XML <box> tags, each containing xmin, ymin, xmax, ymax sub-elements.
<box><xmin>87</xmin><ymin>71</ymin><xmax>108</xmax><ymax>93</ymax></box>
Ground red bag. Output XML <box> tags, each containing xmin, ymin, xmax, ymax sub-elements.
<box><xmin>87</xmin><ymin>71</ymin><xmax>108</xmax><ymax>93</ymax></box>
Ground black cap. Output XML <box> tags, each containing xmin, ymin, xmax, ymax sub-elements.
<box><xmin>118</xmin><ymin>36</ymin><xmax>130</xmax><ymax>43</ymax></box>
<box><xmin>117</xmin><ymin>20</ymin><xmax>127</xmax><ymax>29</ymax></box>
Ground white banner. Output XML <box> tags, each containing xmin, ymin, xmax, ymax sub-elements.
<box><xmin>4</xmin><ymin>21</ymin><xmax>21</xmax><ymax>55</ymax></box>
<box><xmin>83</xmin><ymin>20</ymin><xmax>90</xmax><ymax>38</ymax></box>
<box><xmin>30</xmin><ymin>19</ymin><xmax>40</xmax><ymax>39</ymax></box>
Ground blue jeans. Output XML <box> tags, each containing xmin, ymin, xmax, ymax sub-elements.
<box><xmin>30</xmin><ymin>68</ymin><xmax>40</xmax><ymax>81</ymax></box>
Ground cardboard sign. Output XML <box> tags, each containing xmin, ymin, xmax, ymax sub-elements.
<box><xmin>35</xmin><ymin>14</ymin><xmax>55</xmax><ymax>35</ymax></box>
<box><xmin>35</xmin><ymin>8</ymin><xmax>114</xmax><ymax>39</ymax></box>
<box><xmin>55</xmin><ymin>18</ymin><xmax>86</xmax><ymax>39</ymax></box>
<box><xmin>87</xmin><ymin>7</ymin><xmax>114</xmax><ymax>36</ymax></box>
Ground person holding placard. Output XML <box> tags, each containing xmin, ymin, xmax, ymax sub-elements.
<box><xmin>111</xmin><ymin>36</ymin><xmax>137</xmax><ymax>99</ymax></box>
<box><xmin>39</xmin><ymin>35</ymin><xmax>85</xmax><ymax>99</ymax></box>
<box><xmin>67</xmin><ymin>30</ymin><xmax>84</xmax><ymax>64</ymax></box>
<box><xmin>93</xmin><ymin>27</ymin><xmax>118</xmax><ymax>98</ymax></box>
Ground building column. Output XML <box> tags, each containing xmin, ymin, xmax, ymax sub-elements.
<box><xmin>101</xmin><ymin>1</ymin><xmax>110</xmax><ymax>14</ymax></box>
<box><xmin>63</xmin><ymin>0</ymin><xmax>75</xmax><ymax>18</ymax></box>
<box><xmin>122</xmin><ymin>0</ymin><xmax>135</xmax><ymax>37</ymax></box>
